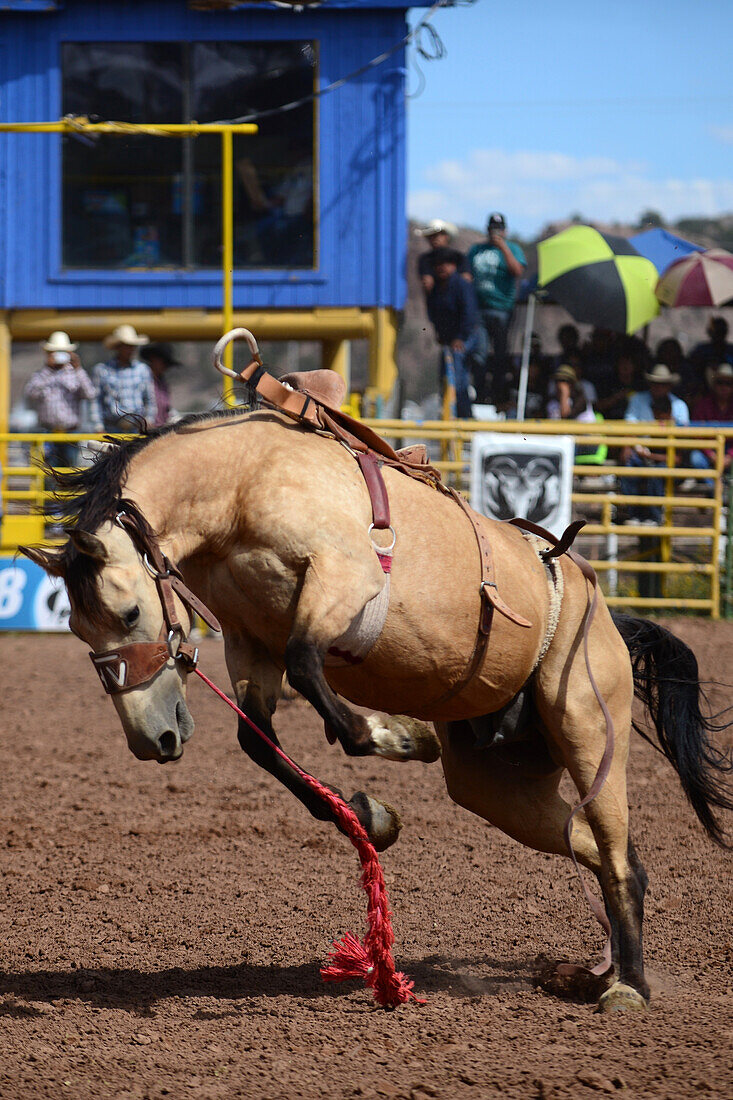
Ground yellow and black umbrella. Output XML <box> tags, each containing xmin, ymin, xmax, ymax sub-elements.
<box><xmin>537</xmin><ymin>225</ymin><xmax>660</xmax><ymax>334</ymax></box>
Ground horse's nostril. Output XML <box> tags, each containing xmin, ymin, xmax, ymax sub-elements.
<box><xmin>158</xmin><ymin>730</ymin><xmax>177</xmax><ymax>757</ymax></box>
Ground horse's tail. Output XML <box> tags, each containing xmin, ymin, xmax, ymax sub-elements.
<box><xmin>611</xmin><ymin>611</ymin><xmax>733</xmax><ymax>848</ymax></box>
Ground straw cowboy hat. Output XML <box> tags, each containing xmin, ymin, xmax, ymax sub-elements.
<box><xmin>104</xmin><ymin>324</ymin><xmax>149</xmax><ymax>348</ymax></box>
<box><xmin>41</xmin><ymin>330</ymin><xmax>77</xmax><ymax>353</ymax></box>
<box><xmin>644</xmin><ymin>363</ymin><xmax>680</xmax><ymax>386</ymax></box>
<box><xmin>414</xmin><ymin>218</ymin><xmax>457</xmax><ymax>238</ymax></box>
<box><xmin>554</xmin><ymin>363</ymin><xmax>578</xmax><ymax>383</ymax></box>
<box><xmin>713</xmin><ymin>362</ymin><xmax>733</xmax><ymax>382</ymax></box>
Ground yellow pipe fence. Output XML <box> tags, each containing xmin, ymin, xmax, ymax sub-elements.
<box><xmin>0</xmin><ymin>419</ymin><xmax>726</xmax><ymax>616</ymax></box>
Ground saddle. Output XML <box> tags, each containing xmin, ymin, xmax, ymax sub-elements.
<box><xmin>279</xmin><ymin>369</ymin><xmax>430</xmax><ymax>471</ymax></box>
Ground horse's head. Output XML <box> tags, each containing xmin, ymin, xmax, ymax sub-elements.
<box><xmin>22</xmin><ymin>519</ymin><xmax>196</xmax><ymax>764</ymax></box>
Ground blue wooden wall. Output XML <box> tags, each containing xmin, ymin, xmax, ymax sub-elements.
<box><xmin>0</xmin><ymin>0</ymin><xmax>410</xmax><ymax>310</ymax></box>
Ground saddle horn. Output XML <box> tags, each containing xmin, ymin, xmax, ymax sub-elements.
<box><xmin>212</xmin><ymin>328</ymin><xmax>263</xmax><ymax>381</ymax></box>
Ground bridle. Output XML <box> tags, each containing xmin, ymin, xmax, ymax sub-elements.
<box><xmin>88</xmin><ymin>507</ymin><xmax>222</xmax><ymax>695</ymax></box>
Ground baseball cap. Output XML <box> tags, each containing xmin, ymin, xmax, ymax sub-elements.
<box><xmin>487</xmin><ymin>213</ymin><xmax>506</xmax><ymax>232</ymax></box>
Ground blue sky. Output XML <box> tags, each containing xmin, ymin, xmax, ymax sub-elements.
<box><xmin>406</xmin><ymin>0</ymin><xmax>733</xmax><ymax>238</ymax></box>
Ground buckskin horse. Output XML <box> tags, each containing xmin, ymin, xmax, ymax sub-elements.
<box><xmin>23</xmin><ymin>329</ymin><xmax>731</xmax><ymax>1015</ymax></box>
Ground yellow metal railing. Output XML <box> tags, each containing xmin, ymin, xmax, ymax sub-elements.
<box><xmin>361</xmin><ymin>418</ymin><xmax>726</xmax><ymax>617</ymax></box>
<box><xmin>0</xmin><ymin>420</ymin><xmax>727</xmax><ymax>616</ymax></box>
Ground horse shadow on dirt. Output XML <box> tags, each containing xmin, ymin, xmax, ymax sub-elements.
<box><xmin>0</xmin><ymin>953</ymin><xmax>600</xmax><ymax>1016</ymax></box>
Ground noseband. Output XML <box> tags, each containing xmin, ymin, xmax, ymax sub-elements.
<box><xmin>89</xmin><ymin>508</ymin><xmax>222</xmax><ymax>695</ymax></box>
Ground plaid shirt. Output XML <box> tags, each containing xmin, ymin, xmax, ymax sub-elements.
<box><xmin>24</xmin><ymin>364</ymin><xmax>98</xmax><ymax>431</ymax></box>
<box><xmin>90</xmin><ymin>357</ymin><xmax>157</xmax><ymax>430</ymax></box>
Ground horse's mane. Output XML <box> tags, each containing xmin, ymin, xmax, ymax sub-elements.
<box><xmin>51</xmin><ymin>408</ymin><xmax>247</xmax><ymax>532</ymax></box>
<box><xmin>46</xmin><ymin>408</ymin><xmax>249</xmax><ymax>626</ymax></box>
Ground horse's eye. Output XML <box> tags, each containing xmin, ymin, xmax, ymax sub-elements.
<box><xmin>124</xmin><ymin>606</ymin><xmax>140</xmax><ymax>628</ymax></box>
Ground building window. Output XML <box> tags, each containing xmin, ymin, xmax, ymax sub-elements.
<box><xmin>61</xmin><ymin>41</ymin><xmax>316</xmax><ymax>270</ymax></box>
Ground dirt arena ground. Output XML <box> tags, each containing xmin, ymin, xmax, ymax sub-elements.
<box><xmin>0</xmin><ymin>621</ymin><xmax>731</xmax><ymax>1099</ymax></box>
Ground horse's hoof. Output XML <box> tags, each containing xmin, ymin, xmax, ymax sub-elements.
<box><xmin>348</xmin><ymin>792</ymin><xmax>402</xmax><ymax>851</ymax></box>
<box><xmin>596</xmin><ymin>982</ymin><xmax>648</xmax><ymax>1014</ymax></box>
<box><xmin>367</xmin><ymin>714</ymin><xmax>441</xmax><ymax>763</ymax></box>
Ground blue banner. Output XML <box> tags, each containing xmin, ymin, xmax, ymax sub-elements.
<box><xmin>0</xmin><ymin>554</ymin><xmax>70</xmax><ymax>631</ymax></box>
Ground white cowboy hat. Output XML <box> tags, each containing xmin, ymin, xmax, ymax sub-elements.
<box><xmin>414</xmin><ymin>218</ymin><xmax>457</xmax><ymax>238</ymax></box>
<box><xmin>644</xmin><ymin>363</ymin><xmax>680</xmax><ymax>386</ymax></box>
<box><xmin>713</xmin><ymin>362</ymin><xmax>733</xmax><ymax>381</ymax></box>
<box><xmin>104</xmin><ymin>324</ymin><xmax>149</xmax><ymax>348</ymax></box>
<box><xmin>41</xmin><ymin>330</ymin><xmax>77</xmax><ymax>353</ymax></box>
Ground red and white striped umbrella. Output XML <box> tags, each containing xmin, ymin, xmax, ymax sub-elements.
<box><xmin>656</xmin><ymin>248</ymin><xmax>733</xmax><ymax>307</ymax></box>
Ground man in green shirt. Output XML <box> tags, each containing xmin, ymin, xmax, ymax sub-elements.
<box><xmin>468</xmin><ymin>213</ymin><xmax>526</xmax><ymax>404</ymax></box>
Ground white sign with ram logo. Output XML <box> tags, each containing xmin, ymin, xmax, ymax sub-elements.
<box><xmin>470</xmin><ymin>433</ymin><xmax>575</xmax><ymax>534</ymax></box>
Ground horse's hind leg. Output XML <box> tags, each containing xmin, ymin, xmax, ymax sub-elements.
<box><xmin>225</xmin><ymin>632</ymin><xmax>401</xmax><ymax>851</ymax></box>
<box><xmin>536</xmin><ymin>609</ymin><xmax>650</xmax><ymax>1012</ymax></box>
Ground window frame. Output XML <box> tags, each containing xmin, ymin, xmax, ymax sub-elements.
<box><xmin>49</xmin><ymin>39</ymin><xmax>322</xmax><ymax>283</ymax></box>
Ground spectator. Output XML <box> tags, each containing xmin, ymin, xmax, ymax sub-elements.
<box><xmin>625</xmin><ymin>363</ymin><xmax>690</xmax><ymax>427</ymax></box>
<box><xmin>415</xmin><ymin>219</ymin><xmax>470</xmax><ymax>295</ymax></box>
<box><xmin>546</xmin><ymin>363</ymin><xmax>595</xmax><ymax>423</ymax></box>
<box><xmin>621</xmin><ymin>365</ymin><xmax>689</xmax><ymax>525</ymax></box>
<box><xmin>656</xmin><ymin>337</ymin><xmax>695</xmax><ymax>401</ymax></box>
<box><xmin>547</xmin><ymin>349</ymin><xmax>597</xmax><ymax>411</ymax></box>
<box><xmin>91</xmin><ymin>325</ymin><xmax>156</xmax><ymax>432</ymax></box>
<box><xmin>425</xmin><ymin>246</ymin><xmax>480</xmax><ymax>419</ymax></box>
<box><xmin>690</xmin><ymin>363</ymin><xmax>733</xmax><ymax>478</ymax></box>
<box><xmin>24</xmin><ymin>331</ymin><xmax>99</xmax><ymax>470</ymax></box>
<box><xmin>690</xmin><ymin>317</ymin><xmax>733</xmax><ymax>387</ymax></box>
<box><xmin>595</xmin><ymin>344</ymin><xmax>645</xmax><ymax>420</ymax></box>
<box><xmin>551</xmin><ymin>323</ymin><xmax>581</xmax><ymax>370</ymax></box>
<box><xmin>581</xmin><ymin>327</ymin><xmax>619</xmax><ymax>401</ymax></box>
<box><xmin>467</xmin><ymin>213</ymin><xmax>526</xmax><ymax>403</ymax></box>
<box><xmin>140</xmin><ymin>342</ymin><xmax>181</xmax><ymax>427</ymax></box>
<box><xmin>504</xmin><ymin>342</ymin><xmax>548</xmax><ymax>419</ymax></box>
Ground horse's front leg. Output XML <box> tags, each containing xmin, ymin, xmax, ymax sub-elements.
<box><xmin>284</xmin><ymin>552</ymin><xmax>440</xmax><ymax>764</ymax></box>
<box><xmin>224</xmin><ymin>631</ymin><xmax>402</xmax><ymax>851</ymax></box>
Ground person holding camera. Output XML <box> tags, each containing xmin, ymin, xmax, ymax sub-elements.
<box><xmin>467</xmin><ymin>213</ymin><xmax>526</xmax><ymax>405</ymax></box>
<box><xmin>25</xmin><ymin>331</ymin><xmax>100</xmax><ymax>470</ymax></box>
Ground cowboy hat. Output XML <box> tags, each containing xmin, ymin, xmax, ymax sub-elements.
<box><xmin>414</xmin><ymin>218</ymin><xmax>457</xmax><ymax>238</ymax></box>
<box><xmin>140</xmin><ymin>342</ymin><xmax>181</xmax><ymax>367</ymax></box>
<box><xmin>554</xmin><ymin>363</ymin><xmax>578</xmax><ymax>383</ymax></box>
<box><xmin>104</xmin><ymin>324</ymin><xmax>149</xmax><ymax>348</ymax></box>
<box><xmin>41</xmin><ymin>330</ymin><xmax>77</xmax><ymax>353</ymax></box>
<box><xmin>644</xmin><ymin>363</ymin><xmax>680</xmax><ymax>386</ymax></box>
<box><xmin>713</xmin><ymin>362</ymin><xmax>733</xmax><ymax>381</ymax></box>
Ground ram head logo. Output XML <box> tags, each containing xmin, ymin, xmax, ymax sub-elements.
<box><xmin>481</xmin><ymin>454</ymin><xmax>561</xmax><ymax>524</ymax></box>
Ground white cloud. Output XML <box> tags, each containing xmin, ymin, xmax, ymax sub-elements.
<box><xmin>409</xmin><ymin>148</ymin><xmax>733</xmax><ymax>236</ymax></box>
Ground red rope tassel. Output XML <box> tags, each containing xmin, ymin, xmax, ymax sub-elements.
<box><xmin>194</xmin><ymin>668</ymin><xmax>423</xmax><ymax>1008</ymax></box>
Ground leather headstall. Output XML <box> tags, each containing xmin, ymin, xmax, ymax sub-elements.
<box><xmin>89</xmin><ymin>508</ymin><xmax>222</xmax><ymax>695</ymax></box>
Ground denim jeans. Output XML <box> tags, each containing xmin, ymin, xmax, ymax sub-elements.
<box><xmin>44</xmin><ymin>439</ymin><xmax>79</xmax><ymax>471</ymax></box>
<box><xmin>43</xmin><ymin>438</ymin><xmax>79</xmax><ymax>525</ymax></box>
<box><xmin>442</xmin><ymin>329</ymin><xmax>480</xmax><ymax>419</ymax></box>
<box><xmin>689</xmin><ymin>448</ymin><xmax>716</xmax><ymax>490</ymax></box>
<box><xmin>475</xmin><ymin>308</ymin><xmax>512</xmax><ymax>403</ymax></box>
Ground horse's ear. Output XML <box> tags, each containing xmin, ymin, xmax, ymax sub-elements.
<box><xmin>18</xmin><ymin>545</ymin><xmax>66</xmax><ymax>578</ymax></box>
<box><xmin>69</xmin><ymin>530</ymin><xmax>108</xmax><ymax>563</ymax></box>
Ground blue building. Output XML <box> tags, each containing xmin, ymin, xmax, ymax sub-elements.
<box><xmin>0</xmin><ymin>0</ymin><xmax>447</xmax><ymax>426</ymax></box>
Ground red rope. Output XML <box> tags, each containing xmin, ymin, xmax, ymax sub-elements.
<box><xmin>193</xmin><ymin>667</ymin><xmax>423</xmax><ymax>1007</ymax></box>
